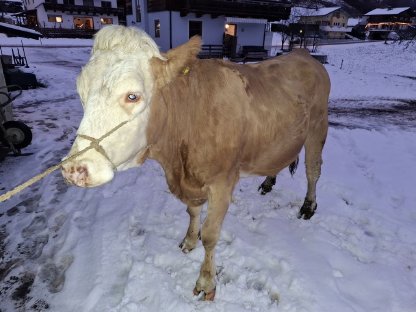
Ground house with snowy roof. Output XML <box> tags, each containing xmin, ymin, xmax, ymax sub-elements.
<box><xmin>364</xmin><ymin>7</ymin><xmax>415</xmax><ymax>40</ymax></box>
<box><xmin>292</xmin><ymin>6</ymin><xmax>351</xmax><ymax>39</ymax></box>
<box><xmin>15</xmin><ymin>0</ymin><xmax>125</xmax><ymax>38</ymax></box>
<box><xmin>133</xmin><ymin>0</ymin><xmax>291</xmax><ymax>56</ymax></box>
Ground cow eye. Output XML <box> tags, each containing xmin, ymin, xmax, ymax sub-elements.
<box><xmin>126</xmin><ymin>93</ymin><xmax>140</xmax><ymax>103</ymax></box>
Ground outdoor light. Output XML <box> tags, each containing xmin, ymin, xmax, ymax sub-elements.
<box><xmin>225</xmin><ymin>24</ymin><xmax>230</xmax><ymax>29</ymax></box>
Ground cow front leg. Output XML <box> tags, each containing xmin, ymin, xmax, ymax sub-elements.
<box><xmin>179</xmin><ymin>205</ymin><xmax>202</xmax><ymax>253</ymax></box>
<box><xmin>193</xmin><ymin>182</ymin><xmax>233</xmax><ymax>301</ymax></box>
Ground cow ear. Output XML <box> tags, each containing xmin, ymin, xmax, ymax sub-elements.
<box><xmin>150</xmin><ymin>36</ymin><xmax>201</xmax><ymax>87</ymax></box>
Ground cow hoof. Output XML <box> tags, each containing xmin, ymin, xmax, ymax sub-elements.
<box><xmin>193</xmin><ymin>287</ymin><xmax>216</xmax><ymax>301</ymax></box>
<box><xmin>258</xmin><ymin>184</ymin><xmax>273</xmax><ymax>195</ymax></box>
<box><xmin>179</xmin><ymin>239</ymin><xmax>197</xmax><ymax>254</ymax></box>
<box><xmin>258</xmin><ymin>176</ymin><xmax>276</xmax><ymax>195</ymax></box>
<box><xmin>297</xmin><ymin>199</ymin><xmax>317</xmax><ymax>220</ymax></box>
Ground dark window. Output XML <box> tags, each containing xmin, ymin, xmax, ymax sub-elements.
<box><xmin>154</xmin><ymin>19</ymin><xmax>160</xmax><ymax>38</ymax></box>
<box><xmin>83</xmin><ymin>0</ymin><xmax>94</xmax><ymax>6</ymax></box>
<box><xmin>63</xmin><ymin>0</ymin><xmax>74</xmax><ymax>5</ymax></box>
<box><xmin>125</xmin><ymin>0</ymin><xmax>132</xmax><ymax>15</ymax></box>
<box><xmin>189</xmin><ymin>20</ymin><xmax>202</xmax><ymax>38</ymax></box>
<box><xmin>101</xmin><ymin>1</ymin><xmax>112</xmax><ymax>8</ymax></box>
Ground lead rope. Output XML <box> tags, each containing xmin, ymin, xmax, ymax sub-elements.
<box><xmin>0</xmin><ymin>119</ymin><xmax>130</xmax><ymax>203</ymax></box>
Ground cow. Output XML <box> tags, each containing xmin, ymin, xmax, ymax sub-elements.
<box><xmin>62</xmin><ymin>25</ymin><xmax>330</xmax><ymax>300</ymax></box>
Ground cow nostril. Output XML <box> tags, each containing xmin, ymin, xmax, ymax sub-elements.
<box><xmin>61</xmin><ymin>164</ymin><xmax>89</xmax><ymax>187</ymax></box>
<box><xmin>76</xmin><ymin>166</ymin><xmax>88</xmax><ymax>176</ymax></box>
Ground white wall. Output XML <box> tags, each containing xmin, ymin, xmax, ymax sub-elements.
<box><xmin>145</xmin><ymin>11</ymin><xmax>267</xmax><ymax>53</ymax></box>
<box><xmin>235</xmin><ymin>23</ymin><xmax>265</xmax><ymax>51</ymax></box>
<box><xmin>147</xmin><ymin>12</ymin><xmax>225</xmax><ymax>52</ymax></box>
<box><xmin>171</xmin><ymin>12</ymin><xmax>225</xmax><ymax>47</ymax></box>
<box><xmin>148</xmin><ymin>11</ymin><xmax>170</xmax><ymax>51</ymax></box>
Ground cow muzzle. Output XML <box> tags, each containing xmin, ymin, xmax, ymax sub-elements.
<box><xmin>61</xmin><ymin>133</ymin><xmax>118</xmax><ymax>187</ymax></box>
<box><xmin>62</xmin><ymin>162</ymin><xmax>90</xmax><ymax>187</ymax></box>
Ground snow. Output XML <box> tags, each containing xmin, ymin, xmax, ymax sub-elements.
<box><xmin>365</xmin><ymin>7</ymin><xmax>411</xmax><ymax>16</ymax></box>
<box><xmin>0</xmin><ymin>40</ymin><xmax>416</xmax><ymax>312</ymax></box>
<box><xmin>0</xmin><ymin>22</ymin><xmax>42</xmax><ymax>36</ymax></box>
<box><xmin>291</xmin><ymin>6</ymin><xmax>341</xmax><ymax>19</ymax></box>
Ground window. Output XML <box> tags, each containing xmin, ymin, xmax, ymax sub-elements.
<box><xmin>136</xmin><ymin>0</ymin><xmax>141</xmax><ymax>23</ymax></box>
<box><xmin>83</xmin><ymin>0</ymin><xmax>93</xmax><ymax>6</ymax></box>
<box><xmin>125</xmin><ymin>0</ymin><xmax>132</xmax><ymax>15</ymax></box>
<box><xmin>154</xmin><ymin>19</ymin><xmax>160</xmax><ymax>38</ymax></box>
<box><xmin>189</xmin><ymin>20</ymin><xmax>202</xmax><ymax>38</ymax></box>
<box><xmin>74</xmin><ymin>17</ymin><xmax>94</xmax><ymax>29</ymax></box>
<box><xmin>101</xmin><ymin>1</ymin><xmax>112</xmax><ymax>8</ymax></box>
<box><xmin>48</xmin><ymin>15</ymin><xmax>62</xmax><ymax>23</ymax></box>
<box><xmin>225</xmin><ymin>23</ymin><xmax>236</xmax><ymax>36</ymax></box>
<box><xmin>101</xmin><ymin>17</ymin><xmax>113</xmax><ymax>24</ymax></box>
<box><xmin>63</xmin><ymin>0</ymin><xmax>74</xmax><ymax>5</ymax></box>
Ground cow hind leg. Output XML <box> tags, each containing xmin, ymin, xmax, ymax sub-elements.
<box><xmin>298</xmin><ymin>124</ymin><xmax>327</xmax><ymax>220</ymax></box>
<box><xmin>179</xmin><ymin>205</ymin><xmax>202</xmax><ymax>253</ymax></box>
<box><xmin>258</xmin><ymin>176</ymin><xmax>276</xmax><ymax>195</ymax></box>
<box><xmin>257</xmin><ymin>157</ymin><xmax>298</xmax><ymax>195</ymax></box>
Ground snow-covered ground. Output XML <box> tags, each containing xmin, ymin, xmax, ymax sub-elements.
<box><xmin>0</xmin><ymin>40</ymin><xmax>415</xmax><ymax>312</ymax></box>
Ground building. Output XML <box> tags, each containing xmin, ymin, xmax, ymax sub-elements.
<box><xmin>130</xmin><ymin>0</ymin><xmax>291</xmax><ymax>56</ymax></box>
<box><xmin>364</xmin><ymin>7</ymin><xmax>414</xmax><ymax>40</ymax></box>
<box><xmin>17</xmin><ymin>0</ymin><xmax>124</xmax><ymax>37</ymax></box>
<box><xmin>294</xmin><ymin>6</ymin><xmax>351</xmax><ymax>39</ymax></box>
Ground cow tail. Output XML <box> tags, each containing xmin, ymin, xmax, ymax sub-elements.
<box><xmin>289</xmin><ymin>156</ymin><xmax>299</xmax><ymax>176</ymax></box>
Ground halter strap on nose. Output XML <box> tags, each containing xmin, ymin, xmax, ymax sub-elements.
<box><xmin>77</xmin><ymin>134</ymin><xmax>118</xmax><ymax>171</ymax></box>
<box><xmin>76</xmin><ymin>120</ymin><xmax>129</xmax><ymax>171</ymax></box>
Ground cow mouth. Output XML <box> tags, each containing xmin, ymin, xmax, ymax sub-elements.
<box><xmin>61</xmin><ymin>156</ymin><xmax>115</xmax><ymax>188</ymax></box>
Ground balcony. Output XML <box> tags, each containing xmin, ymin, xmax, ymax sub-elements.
<box><xmin>320</xmin><ymin>25</ymin><xmax>352</xmax><ymax>33</ymax></box>
<box><xmin>148</xmin><ymin>0</ymin><xmax>292</xmax><ymax>21</ymax></box>
<box><xmin>43</xmin><ymin>3</ymin><xmax>124</xmax><ymax>16</ymax></box>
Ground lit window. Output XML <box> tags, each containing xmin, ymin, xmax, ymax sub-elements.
<box><xmin>155</xmin><ymin>19</ymin><xmax>160</xmax><ymax>38</ymax></box>
<box><xmin>48</xmin><ymin>15</ymin><xmax>63</xmax><ymax>23</ymax></box>
<box><xmin>101</xmin><ymin>17</ymin><xmax>113</xmax><ymax>24</ymax></box>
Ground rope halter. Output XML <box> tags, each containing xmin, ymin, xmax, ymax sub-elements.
<box><xmin>75</xmin><ymin>119</ymin><xmax>130</xmax><ymax>171</ymax></box>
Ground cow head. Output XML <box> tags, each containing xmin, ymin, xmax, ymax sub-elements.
<box><xmin>62</xmin><ymin>25</ymin><xmax>201</xmax><ymax>187</ymax></box>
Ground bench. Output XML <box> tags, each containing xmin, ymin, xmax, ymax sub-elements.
<box><xmin>241</xmin><ymin>46</ymin><xmax>269</xmax><ymax>63</ymax></box>
<box><xmin>198</xmin><ymin>45</ymin><xmax>224</xmax><ymax>59</ymax></box>
<box><xmin>311</xmin><ymin>54</ymin><xmax>328</xmax><ymax>64</ymax></box>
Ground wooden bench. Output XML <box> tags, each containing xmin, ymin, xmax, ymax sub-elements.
<box><xmin>198</xmin><ymin>45</ymin><xmax>224</xmax><ymax>59</ymax></box>
<box><xmin>241</xmin><ymin>46</ymin><xmax>269</xmax><ymax>63</ymax></box>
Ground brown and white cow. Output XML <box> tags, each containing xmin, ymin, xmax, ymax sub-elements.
<box><xmin>62</xmin><ymin>25</ymin><xmax>330</xmax><ymax>300</ymax></box>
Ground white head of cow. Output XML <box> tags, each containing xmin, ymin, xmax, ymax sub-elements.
<box><xmin>62</xmin><ymin>25</ymin><xmax>165</xmax><ymax>187</ymax></box>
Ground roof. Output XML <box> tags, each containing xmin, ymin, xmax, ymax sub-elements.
<box><xmin>347</xmin><ymin>18</ymin><xmax>360</xmax><ymax>27</ymax></box>
<box><xmin>294</xmin><ymin>6</ymin><xmax>341</xmax><ymax>18</ymax></box>
<box><xmin>0</xmin><ymin>22</ymin><xmax>42</xmax><ymax>36</ymax></box>
<box><xmin>365</xmin><ymin>7</ymin><xmax>411</xmax><ymax>16</ymax></box>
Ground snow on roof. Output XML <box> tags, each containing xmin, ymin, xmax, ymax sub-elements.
<box><xmin>347</xmin><ymin>18</ymin><xmax>360</xmax><ymax>27</ymax></box>
<box><xmin>293</xmin><ymin>6</ymin><xmax>341</xmax><ymax>18</ymax></box>
<box><xmin>0</xmin><ymin>22</ymin><xmax>42</xmax><ymax>36</ymax></box>
<box><xmin>365</xmin><ymin>7</ymin><xmax>411</xmax><ymax>16</ymax></box>
<box><xmin>347</xmin><ymin>17</ymin><xmax>366</xmax><ymax>27</ymax></box>
<box><xmin>288</xmin><ymin>6</ymin><xmax>342</xmax><ymax>23</ymax></box>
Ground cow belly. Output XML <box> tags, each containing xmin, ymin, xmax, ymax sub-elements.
<box><xmin>240</xmin><ymin>137</ymin><xmax>304</xmax><ymax>177</ymax></box>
